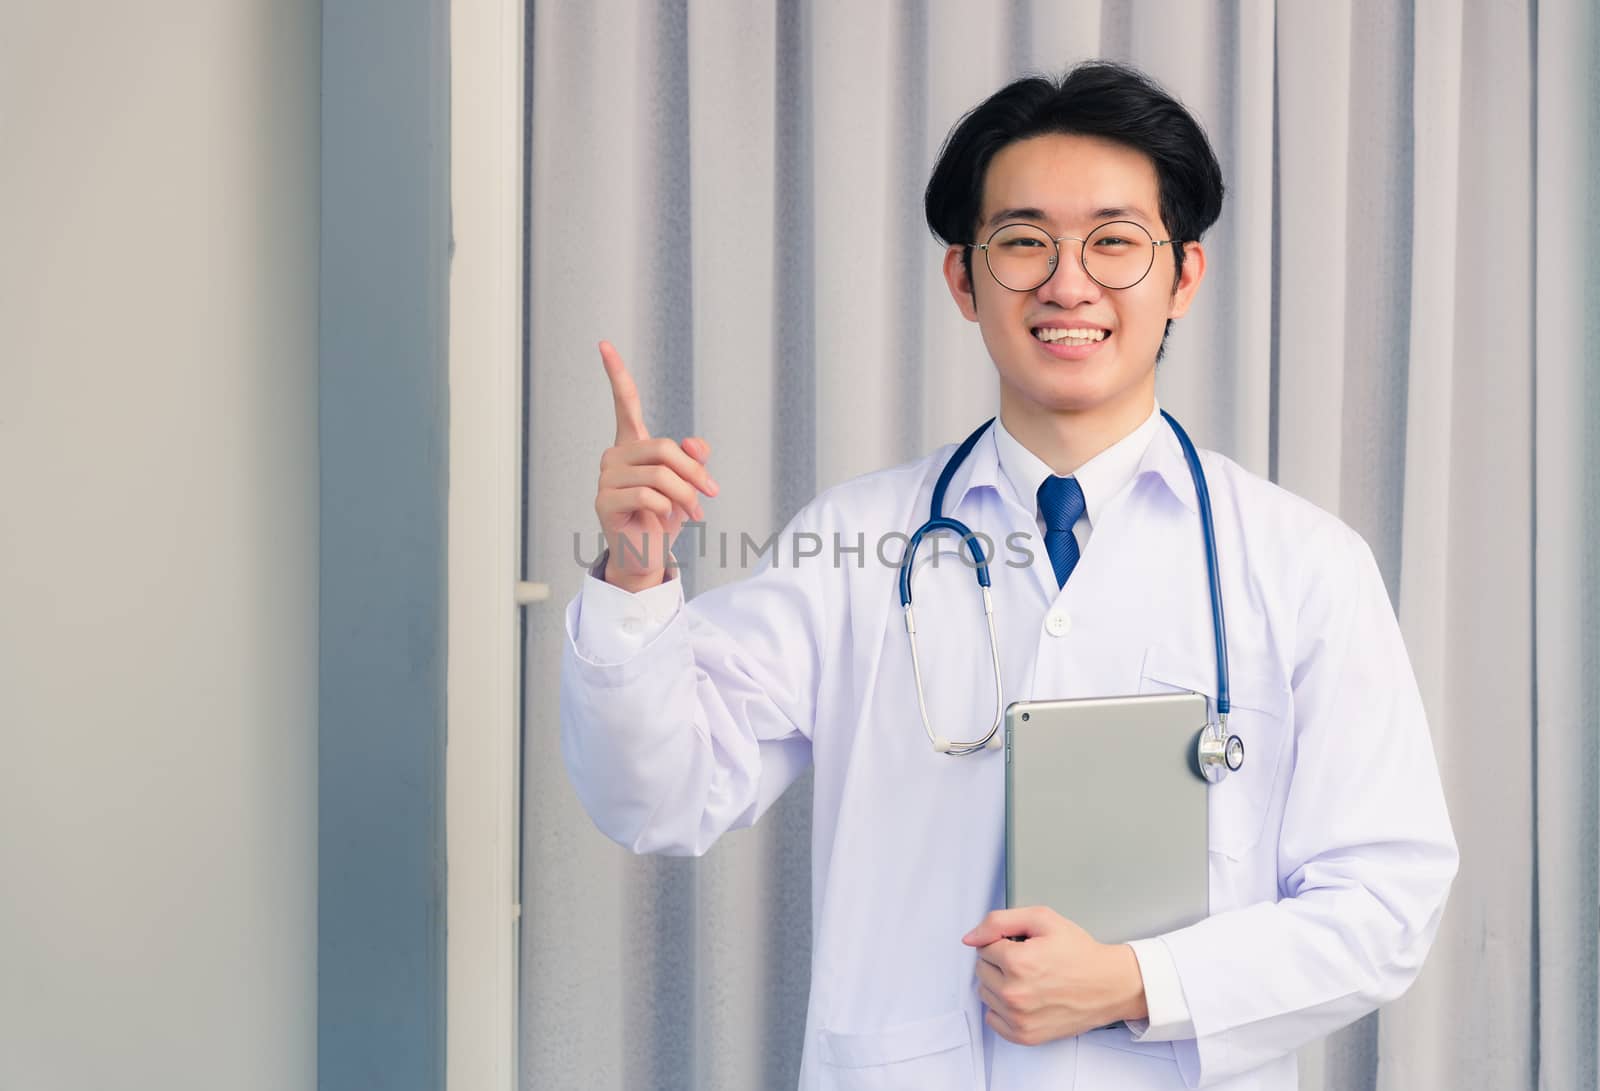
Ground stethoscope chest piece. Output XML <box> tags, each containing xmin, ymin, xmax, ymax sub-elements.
<box><xmin>1196</xmin><ymin>722</ymin><xmax>1245</xmax><ymax>784</ymax></box>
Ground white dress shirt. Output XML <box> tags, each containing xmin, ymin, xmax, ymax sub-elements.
<box><xmin>991</xmin><ymin>406</ymin><xmax>1195</xmax><ymax>1043</ymax></box>
<box><xmin>561</xmin><ymin>407</ymin><xmax>1457</xmax><ymax>1090</ymax></box>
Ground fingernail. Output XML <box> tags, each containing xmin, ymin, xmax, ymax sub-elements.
<box><xmin>707</xmin><ymin>479</ymin><xmax>720</xmax><ymax>496</ymax></box>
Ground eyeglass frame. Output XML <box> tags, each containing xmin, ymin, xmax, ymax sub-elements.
<box><xmin>967</xmin><ymin>219</ymin><xmax>1178</xmax><ymax>293</ymax></box>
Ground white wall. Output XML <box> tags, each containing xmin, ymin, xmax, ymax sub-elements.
<box><xmin>0</xmin><ymin>4</ymin><xmax>320</xmax><ymax>1089</ymax></box>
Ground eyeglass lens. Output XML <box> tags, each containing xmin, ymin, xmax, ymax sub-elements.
<box><xmin>983</xmin><ymin>220</ymin><xmax>1157</xmax><ymax>292</ymax></box>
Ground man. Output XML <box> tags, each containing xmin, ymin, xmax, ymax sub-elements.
<box><xmin>561</xmin><ymin>61</ymin><xmax>1456</xmax><ymax>1089</ymax></box>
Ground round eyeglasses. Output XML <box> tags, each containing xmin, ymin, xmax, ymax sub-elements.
<box><xmin>970</xmin><ymin>220</ymin><xmax>1174</xmax><ymax>292</ymax></box>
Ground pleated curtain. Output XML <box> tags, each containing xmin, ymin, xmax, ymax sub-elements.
<box><xmin>520</xmin><ymin>2</ymin><xmax>1599</xmax><ymax>1088</ymax></box>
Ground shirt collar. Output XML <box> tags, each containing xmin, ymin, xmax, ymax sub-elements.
<box><xmin>1131</xmin><ymin>409</ymin><xmax>1200</xmax><ymax>513</ymax></box>
<box><xmin>939</xmin><ymin>402</ymin><xmax>1200</xmax><ymax>520</ymax></box>
<box><xmin>990</xmin><ymin>404</ymin><xmax>1168</xmax><ymax>527</ymax></box>
<box><xmin>938</xmin><ymin>420</ymin><xmax>1010</xmax><ymax>518</ymax></box>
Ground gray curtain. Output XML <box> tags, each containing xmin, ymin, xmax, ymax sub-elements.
<box><xmin>519</xmin><ymin>2</ymin><xmax>1600</xmax><ymax>1088</ymax></box>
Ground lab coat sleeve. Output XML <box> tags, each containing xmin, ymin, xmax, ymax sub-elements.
<box><xmin>571</xmin><ymin>565</ymin><xmax>685</xmax><ymax>665</ymax></box>
<box><xmin>1159</xmin><ymin>526</ymin><xmax>1459</xmax><ymax>1087</ymax></box>
<box><xmin>559</xmin><ymin>505</ymin><xmax>827</xmax><ymax>857</ymax></box>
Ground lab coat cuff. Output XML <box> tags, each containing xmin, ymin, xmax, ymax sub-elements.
<box><xmin>569</xmin><ymin>561</ymin><xmax>684</xmax><ymax>667</ymax></box>
<box><xmin>1125</xmin><ymin>938</ymin><xmax>1195</xmax><ymax>1042</ymax></box>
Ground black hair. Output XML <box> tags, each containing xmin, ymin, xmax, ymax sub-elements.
<box><xmin>925</xmin><ymin>61</ymin><xmax>1224</xmax><ymax>344</ymax></box>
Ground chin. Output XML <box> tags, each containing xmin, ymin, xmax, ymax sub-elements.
<box><xmin>999</xmin><ymin>354</ymin><xmax>1153</xmax><ymax>418</ymax></box>
<box><xmin>1038</xmin><ymin>393</ymin><xmax>1115</xmax><ymax>415</ymax></box>
<box><xmin>1010</xmin><ymin>375</ymin><xmax>1123</xmax><ymax>416</ymax></box>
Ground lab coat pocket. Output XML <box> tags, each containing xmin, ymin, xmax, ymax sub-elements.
<box><xmin>815</xmin><ymin>1010</ymin><xmax>976</xmax><ymax>1091</ymax></box>
<box><xmin>1138</xmin><ymin>644</ymin><xmax>1290</xmax><ymax>861</ymax></box>
<box><xmin>1077</xmin><ymin>1034</ymin><xmax>1181</xmax><ymax>1084</ymax></box>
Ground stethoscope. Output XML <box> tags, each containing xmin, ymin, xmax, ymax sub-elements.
<box><xmin>896</xmin><ymin>412</ymin><xmax>1245</xmax><ymax>783</ymax></box>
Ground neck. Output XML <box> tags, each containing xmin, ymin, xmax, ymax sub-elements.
<box><xmin>998</xmin><ymin>382</ymin><xmax>1156</xmax><ymax>475</ymax></box>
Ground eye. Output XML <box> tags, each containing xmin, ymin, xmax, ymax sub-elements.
<box><xmin>1092</xmin><ymin>235</ymin><xmax>1133</xmax><ymax>248</ymax></box>
<box><xmin>989</xmin><ymin>224</ymin><xmax>1053</xmax><ymax>251</ymax></box>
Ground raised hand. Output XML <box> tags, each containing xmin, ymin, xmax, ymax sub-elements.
<box><xmin>593</xmin><ymin>340</ymin><xmax>718</xmax><ymax>592</ymax></box>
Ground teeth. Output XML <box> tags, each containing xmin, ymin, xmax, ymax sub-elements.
<box><xmin>1034</xmin><ymin>327</ymin><xmax>1107</xmax><ymax>344</ymax></box>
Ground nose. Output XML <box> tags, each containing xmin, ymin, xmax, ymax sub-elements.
<box><xmin>1033</xmin><ymin>237</ymin><xmax>1102</xmax><ymax>308</ymax></box>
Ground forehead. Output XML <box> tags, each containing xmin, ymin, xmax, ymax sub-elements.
<box><xmin>979</xmin><ymin>132</ymin><xmax>1162</xmax><ymax>228</ymax></box>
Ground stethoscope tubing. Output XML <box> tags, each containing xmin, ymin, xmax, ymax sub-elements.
<box><xmin>898</xmin><ymin>412</ymin><xmax>1232</xmax><ymax>755</ymax></box>
<box><xmin>1160</xmin><ymin>410</ymin><xmax>1230</xmax><ymax>717</ymax></box>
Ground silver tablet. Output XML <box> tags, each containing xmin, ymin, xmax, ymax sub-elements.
<box><xmin>1004</xmin><ymin>692</ymin><xmax>1210</xmax><ymax>945</ymax></box>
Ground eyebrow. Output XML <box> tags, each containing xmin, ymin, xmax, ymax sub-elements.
<box><xmin>985</xmin><ymin>207</ymin><xmax>1048</xmax><ymax>227</ymax></box>
<box><xmin>984</xmin><ymin>205</ymin><xmax>1156</xmax><ymax>228</ymax></box>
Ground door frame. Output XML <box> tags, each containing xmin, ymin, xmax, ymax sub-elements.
<box><xmin>445</xmin><ymin>0</ymin><xmax>526</xmax><ymax>1086</ymax></box>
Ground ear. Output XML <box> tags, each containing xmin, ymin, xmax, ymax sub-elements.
<box><xmin>1166</xmin><ymin>240</ymin><xmax>1206</xmax><ymax>319</ymax></box>
<box><xmin>942</xmin><ymin>245</ymin><xmax>980</xmax><ymax>322</ymax></box>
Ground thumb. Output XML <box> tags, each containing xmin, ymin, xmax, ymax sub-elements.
<box><xmin>962</xmin><ymin>906</ymin><xmax>1052</xmax><ymax>947</ymax></box>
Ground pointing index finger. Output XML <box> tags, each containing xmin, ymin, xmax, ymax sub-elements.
<box><xmin>598</xmin><ymin>340</ymin><xmax>650</xmax><ymax>443</ymax></box>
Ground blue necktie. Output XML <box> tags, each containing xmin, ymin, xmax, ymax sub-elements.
<box><xmin>1037</xmin><ymin>475</ymin><xmax>1086</xmax><ymax>589</ymax></box>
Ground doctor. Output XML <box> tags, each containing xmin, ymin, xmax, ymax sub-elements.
<box><xmin>561</xmin><ymin>61</ymin><xmax>1457</xmax><ymax>1090</ymax></box>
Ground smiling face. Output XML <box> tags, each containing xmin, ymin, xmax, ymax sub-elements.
<box><xmin>942</xmin><ymin>132</ymin><xmax>1206</xmax><ymax>442</ymax></box>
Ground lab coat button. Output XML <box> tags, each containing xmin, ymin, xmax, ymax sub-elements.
<box><xmin>621</xmin><ymin>616</ymin><xmax>643</xmax><ymax>635</ymax></box>
<box><xmin>1045</xmin><ymin>610</ymin><xmax>1071</xmax><ymax>637</ymax></box>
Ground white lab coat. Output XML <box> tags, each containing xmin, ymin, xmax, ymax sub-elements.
<box><xmin>560</xmin><ymin>421</ymin><xmax>1458</xmax><ymax>1090</ymax></box>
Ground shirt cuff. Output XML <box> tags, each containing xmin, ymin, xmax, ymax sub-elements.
<box><xmin>571</xmin><ymin>552</ymin><xmax>684</xmax><ymax>666</ymax></box>
<box><xmin>1124</xmin><ymin>937</ymin><xmax>1196</xmax><ymax>1042</ymax></box>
